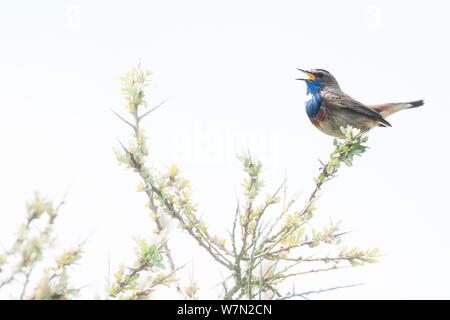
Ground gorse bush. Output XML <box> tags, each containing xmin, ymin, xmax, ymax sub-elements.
<box><xmin>0</xmin><ymin>64</ymin><xmax>379</xmax><ymax>300</ymax></box>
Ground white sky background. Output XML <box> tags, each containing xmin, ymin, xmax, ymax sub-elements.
<box><xmin>0</xmin><ymin>0</ymin><xmax>449</xmax><ymax>299</ymax></box>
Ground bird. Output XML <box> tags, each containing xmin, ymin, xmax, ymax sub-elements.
<box><xmin>296</xmin><ymin>68</ymin><xmax>423</xmax><ymax>138</ymax></box>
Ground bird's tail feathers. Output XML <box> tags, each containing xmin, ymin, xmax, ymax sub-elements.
<box><xmin>405</xmin><ymin>99</ymin><xmax>424</xmax><ymax>108</ymax></box>
<box><xmin>370</xmin><ymin>99</ymin><xmax>424</xmax><ymax>118</ymax></box>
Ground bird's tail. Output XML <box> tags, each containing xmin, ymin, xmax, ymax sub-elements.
<box><xmin>370</xmin><ymin>99</ymin><xmax>424</xmax><ymax>118</ymax></box>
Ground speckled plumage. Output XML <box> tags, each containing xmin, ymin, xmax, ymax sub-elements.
<box><xmin>297</xmin><ymin>69</ymin><xmax>423</xmax><ymax>138</ymax></box>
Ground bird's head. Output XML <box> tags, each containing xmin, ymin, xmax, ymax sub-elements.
<box><xmin>297</xmin><ymin>69</ymin><xmax>340</xmax><ymax>90</ymax></box>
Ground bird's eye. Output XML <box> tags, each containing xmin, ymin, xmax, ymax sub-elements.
<box><xmin>317</xmin><ymin>72</ymin><xmax>325</xmax><ymax>78</ymax></box>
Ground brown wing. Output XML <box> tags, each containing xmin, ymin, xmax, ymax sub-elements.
<box><xmin>322</xmin><ymin>90</ymin><xmax>392</xmax><ymax>127</ymax></box>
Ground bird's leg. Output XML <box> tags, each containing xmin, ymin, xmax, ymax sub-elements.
<box><xmin>359</xmin><ymin>128</ymin><xmax>370</xmax><ymax>136</ymax></box>
<box><xmin>318</xmin><ymin>158</ymin><xmax>328</xmax><ymax>178</ymax></box>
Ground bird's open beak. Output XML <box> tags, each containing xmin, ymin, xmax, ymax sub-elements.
<box><xmin>296</xmin><ymin>68</ymin><xmax>315</xmax><ymax>81</ymax></box>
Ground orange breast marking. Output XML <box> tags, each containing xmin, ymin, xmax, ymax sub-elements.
<box><xmin>309</xmin><ymin>106</ymin><xmax>327</xmax><ymax>129</ymax></box>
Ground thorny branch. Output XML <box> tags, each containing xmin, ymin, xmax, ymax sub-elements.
<box><xmin>113</xmin><ymin>65</ymin><xmax>379</xmax><ymax>300</ymax></box>
<box><xmin>0</xmin><ymin>192</ymin><xmax>83</xmax><ymax>300</ymax></box>
<box><xmin>278</xmin><ymin>282</ymin><xmax>366</xmax><ymax>300</ymax></box>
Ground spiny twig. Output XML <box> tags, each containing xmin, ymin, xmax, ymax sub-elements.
<box><xmin>278</xmin><ymin>282</ymin><xmax>366</xmax><ymax>300</ymax></box>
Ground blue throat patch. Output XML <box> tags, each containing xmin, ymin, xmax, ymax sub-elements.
<box><xmin>305</xmin><ymin>80</ymin><xmax>323</xmax><ymax>118</ymax></box>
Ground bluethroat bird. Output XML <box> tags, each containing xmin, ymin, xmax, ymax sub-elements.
<box><xmin>297</xmin><ymin>69</ymin><xmax>423</xmax><ymax>138</ymax></box>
